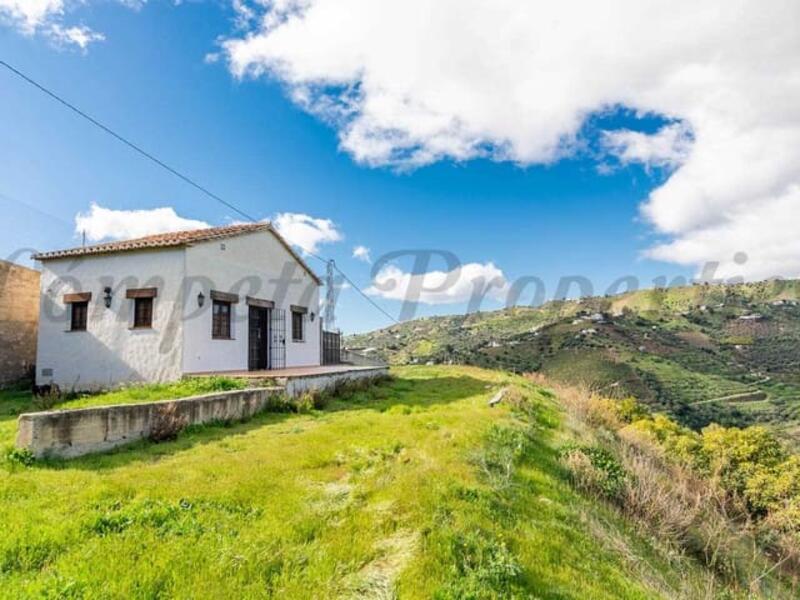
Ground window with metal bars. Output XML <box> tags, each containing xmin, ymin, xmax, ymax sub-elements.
<box><xmin>133</xmin><ymin>297</ymin><xmax>153</xmax><ymax>329</ymax></box>
<box><xmin>291</xmin><ymin>310</ymin><xmax>304</xmax><ymax>342</ymax></box>
<box><xmin>70</xmin><ymin>301</ymin><xmax>88</xmax><ymax>331</ymax></box>
<box><xmin>212</xmin><ymin>300</ymin><xmax>232</xmax><ymax>339</ymax></box>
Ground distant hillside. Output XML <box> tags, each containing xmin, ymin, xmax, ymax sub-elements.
<box><xmin>347</xmin><ymin>279</ymin><xmax>800</xmax><ymax>435</ymax></box>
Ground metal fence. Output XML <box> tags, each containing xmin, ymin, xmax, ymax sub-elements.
<box><xmin>322</xmin><ymin>330</ymin><xmax>341</xmax><ymax>365</ymax></box>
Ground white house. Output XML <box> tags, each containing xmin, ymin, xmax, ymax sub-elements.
<box><xmin>33</xmin><ymin>223</ymin><xmax>323</xmax><ymax>390</ymax></box>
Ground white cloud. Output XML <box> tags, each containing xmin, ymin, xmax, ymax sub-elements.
<box><xmin>645</xmin><ymin>185</ymin><xmax>800</xmax><ymax>282</ymax></box>
<box><xmin>352</xmin><ymin>245</ymin><xmax>371</xmax><ymax>263</ymax></box>
<box><xmin>75</xmin><ymin>203</ymin><xmax>210</xmax><ymax>242</ymax></box>
<box><xmin>603</xmin><ymin>123</ymin><xmax>692</xmax><ymax>170</ymax></box>
<box><xmin>222</xmin><ymin>1</ymin><xmax>800</xmax><ymax>279</ymax></box>
<box><xmin>272</xmin><ymin>212</ymin><xmax>342</xmax><ymax>254</ymax></box>
<box><xmin>48</xmin><ymin>23</ymin><xmax>105</xmax><ymax>50</ymax></box>
<box><xmin>366</xmin><ymin>262</ymin><xmax>508</xmax><ymax>305</ymax></box>
<box><xmin>0</xmin><ymin>0</ymin><xmax>63</xmax><ymax>33</ymax></box>
<box><xmin>0</xmin><ymin>0</ymin><xmax>129</xmax><ymax>49</ymax></box>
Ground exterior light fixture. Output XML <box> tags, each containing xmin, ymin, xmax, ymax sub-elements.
<box><xmin>310</xmin><ymin>312</ymin><xmax>316</xmax><ymax>322</ymax></box>
<box><xmin>197</xmin><ymin>291</ymin><xmax>205</xmax><ymax>308</ymax></box>
<box><xmin>103</xmin><ymin>287</ymin><xmax>113</xmax><ymax>308</ymax></box>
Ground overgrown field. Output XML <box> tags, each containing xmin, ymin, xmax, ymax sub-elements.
<box><xmin>0</xmin><ymin>366</ymin><xmax>764</xmax><ymax>598</ymax></box>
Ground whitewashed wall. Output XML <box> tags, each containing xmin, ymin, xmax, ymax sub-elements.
<box><xmin>35</xmin><ymin>249</ymin><xmax>185</xmax><ymax>390</ymax></box>
<box><xmin>35</xmin><ymin>230</ymin><xmax>322</xmax><ymax>389</ymax></box>
<box><xmin>182</xmin><ymin>231</ymin><xmax>322</xmax><ymax>373</ymax></box>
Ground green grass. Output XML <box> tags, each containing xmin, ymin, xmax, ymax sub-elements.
<box><xmin>0</xmin><ymin>377</ymin><xmax>248</xmax><ymax>437</ymax></box>
<box><xmin>52</xmin><ymin>376</ymin><xmax>249</xmax><ymax>410</ymax></box>
<box><xmin>0</xmin><ymin>366</ymin><xmax>721</xmax><ymax>598</ymax></box>
<box><xmin>0</xmin><ymin>387</ymin><xmax>32</xmax><ymax>451</ymax></box>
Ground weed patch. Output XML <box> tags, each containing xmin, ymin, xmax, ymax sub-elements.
<box><xmin>148</xmin><ymin>404</ymin><xmax>188</xmax><ymax>442</ymax></box>
<box><xmin>1</xmin><ymin>538</ymin><xmax>65</xmax><ymax>574</ymax></box>
<box><xmin>4</xmin><ymin>446</ymin><xmax>34</xmax><ymax>467</ymax></box>
<box><xmin>433</xmin><ymin>530</ymin><xmax>523</xmax><ymax>599</ymax></box>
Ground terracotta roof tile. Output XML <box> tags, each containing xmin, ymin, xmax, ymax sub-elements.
<box><xmin>33</xmin><ymin>222</ymin><xmax>321</xmax><ymax>284</ymax></box>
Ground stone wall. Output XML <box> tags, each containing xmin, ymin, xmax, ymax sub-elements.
<box><xmin>16</xmin><ymin>386</ymin><xmax>284</xmax><ymax>459</ymax></box>
<box><xmin>0</xmin><ymin>260</ymin><xmax>40</xmax><ymax>387</ymax></box>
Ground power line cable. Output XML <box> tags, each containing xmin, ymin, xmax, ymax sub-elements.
<box><xmin>1</xmin><ymin>58</ymin><xmax>398</xmax><ymax>325</ymax></box>
<box><xmin>0</xmin><ymin>59</ymin><xmax>258</xmax><ymax>224</ymax></box>
<box><xmin>301</xmin><ymin>248</ymin><xmax>398</xmax><ymax>324</ymax></box>
<box><xmin>1</xmin><ymin>60</ymin><xmax>402</xmax><ymax>324</ymax></box>
<box><xmin>332</xmin><ymin>263</ymin><xmax>399</xmax><ymax>325</ymax></box>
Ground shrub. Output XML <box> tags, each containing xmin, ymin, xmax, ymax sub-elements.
<box><xmin>149</xmin><ymin>404</ymin><xmax>188</xmax><ymax>442</ymax></box>
<box><xmin>5</xmin><ymin>446</ymin><xmax>35</xmax><ymax>467</ymax></box>
<box><xmin>264</xmin><ymin>393</ymin><xmax>295</xmax><ymax>413</ymax></box>
<box><xmin>557</xmin><ymin>381</ymin><xmax>800</xmax><ymax>589</ymax></box>
<box><xmin>626</xmin><ymin>414</ymin><xmax>704</xmax><ymax>469</ymax></box>
<box><xmin>614</xmin><ymin>397</ymin><xmax>650</xmax><ymax>423</ymax></box>
<box><xmin>294</xmin><ymin>389</ymin><xmax>332</xmax><ymax>412</ymax></box>
<box><xmin>746</xmin><ymin>456</ymin><xmax>800</xmax><ymax>525</ymax></box>
<box><xmin>615</xmin><ymin>443</ymin><xmax>703</xmax><ymax>547</ymax></box>
<box><xmin>700</xmin><ymin>425</ymin><xmax>787</xmax><ymax>498</ymax></box>
<box><xmin>31</xmin><ymin>385</ymin><xmax>62</xmax><ymax>411</ymax></box>
<box><xmin>560</xmin><ymin>444</ymin><xmax>627</xmax><ymax>499</ymax></box>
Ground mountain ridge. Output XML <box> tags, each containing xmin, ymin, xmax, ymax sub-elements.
<box><xmin>347</xmin><ymin>279</ymin><xmax>800</xmax><ymax>437</ymax></box>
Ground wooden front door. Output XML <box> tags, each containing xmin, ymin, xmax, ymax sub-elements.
<box><xmin>248</xmin><ymin>306</ymin><xmax>269</xmax><ymax>371</ymax></box>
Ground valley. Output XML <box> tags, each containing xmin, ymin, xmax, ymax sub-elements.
<box><xmin>349</xmin><ymin>280</ymin><xmax>800</xmax><ymax>438</ymax></box>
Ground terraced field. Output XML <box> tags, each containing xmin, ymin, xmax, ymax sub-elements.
<box><xmin>349</xmin><ymin>280</ymin><xmax>800</xmax><ymax>436</ymax></box>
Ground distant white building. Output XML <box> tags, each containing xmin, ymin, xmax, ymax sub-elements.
<box><xmin>738</xmin><ymin>314</ymin><xmax>764</xmax><ymax>321</ymax></box>
<box><xmin>33</xmin><ymin>223</ymin><xmax>323</xmax><ymax>390</ymax></box>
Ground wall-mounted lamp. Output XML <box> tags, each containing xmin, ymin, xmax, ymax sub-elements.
<box><xmin>103</xmin><ymin>287</ymin><xmax>113</xmax><ymax>308</ymax></box>
<box><xmin>197</xmin><ymin>291</ymin><xmax>205</xmax><ymax>308</ymax></box>
<box><xmin>310</xmin><ymin>312</ymin><xmax>316</xmax><ymax>322</ymax></box>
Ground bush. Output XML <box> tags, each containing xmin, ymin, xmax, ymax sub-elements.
<box><xmin>149</xmin><ymin>404</ymin><xmax>188</xmax><ymax>442</ymax></box>
<box><xmin>263</xmin><ymin>393</ymin><xmax>295</xmax><ymax>413</ymax></box>
<box><xmin>294</xmin><ymin>392</ymin><xmax>317</xmax><ymax>413</ymax></box>
<box><xmin>700</xmin><ymin>425</ymin><xmax>787</xmax><ymax>498</ymax></box>
<box><xmin>614</xmin><ymin>397</ymin><xmax>650</xmax><ymax>423</ymax></box>
<box><xmin>626</xmin><ymin>414</ymin><xmax>704</xmax><ymax>468</ymax></box>
<box><xmin>31</xmin><ymin>385</ymin><xmax>62</xmax><ymax>411</ymax></box>
<box><xmin>558</xmin><ymin>382</ymin><xmax>800</xmax><ymax>589</ymax></box>
<box><xmin>560</xmin><ymin>444</ymin><xmax>627</xmax><ymax>499</ymax></box>
<box><xmin>5</xmin><ymin>446</ymin><xmax>35</xmax><ymax>467</ymax></box>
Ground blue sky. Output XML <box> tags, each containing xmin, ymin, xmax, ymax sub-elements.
<box><xmin>2</xmin><ymin>1</ymin><xmax>795</xmax><ymax>333</ymax></box>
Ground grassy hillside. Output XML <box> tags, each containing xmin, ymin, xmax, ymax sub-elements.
<box><xmin>1</xmin><ymin>366</ymin><xmax>785</xmax><ymax>598</ymax></box>
<box><xmin>348</xmin><ymin>280</ymin><xmax>800</xmax><ymax>435</ymax></box>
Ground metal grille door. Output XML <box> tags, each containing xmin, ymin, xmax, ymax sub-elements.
<box><xmin>269</xmin><ymin>308</ymin><xmax>286</xmax><ymax>369</ymax></box>
<box><xmin>322</xmin><ymin>330</ymin><xmax>341</xmax><ymax>365</ymax></box>
<box><xmin>248</xmin><ymin>306</ymin><xmax>269</xmax><ymax>371</ymax></box>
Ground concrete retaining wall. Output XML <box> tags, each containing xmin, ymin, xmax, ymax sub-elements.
<box><xmin>340</xmin><ymin>349</ymin><xmax>387</xmax><ymax>368</ymax></box>
<box><xmin>283</xmin><ymin>366</ymin><xmax>389</xmax><ymax>397</ymax></box>
<box><xmin>16</xmin><ymin>386</ymin><xmax>284</xmax><ymax>459</ymax></box>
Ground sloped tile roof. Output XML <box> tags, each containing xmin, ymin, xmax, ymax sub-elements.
<box><xmin>33</xmin><ymin>222</ymin><xmax>321</xmax><ymax>284</ymax></box>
